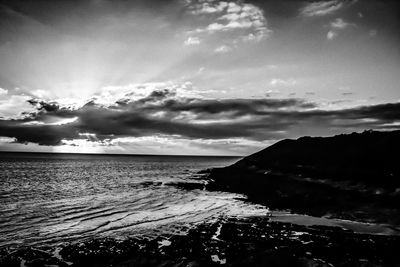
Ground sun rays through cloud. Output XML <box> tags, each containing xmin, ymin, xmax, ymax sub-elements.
<box><xmin>0</xmin><ymin>0</ymin><xmax>399</xmax><ymax>155</ymax></box>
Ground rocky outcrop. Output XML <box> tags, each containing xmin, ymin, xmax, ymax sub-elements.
<box><xmin>2</xmin><ymin>217</ymin><xmax>399</xmax><ymax>266</ymax></box>
<box><xmin>207</xmin><ymin>130</ymin><xmax>400</xmax><ymax>225</ymax></box>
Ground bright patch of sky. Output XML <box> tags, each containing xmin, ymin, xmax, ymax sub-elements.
<box><xmin>0</xmin><ymin>0</ymin><xmax>399</xmax><ymax>155</ymax></box>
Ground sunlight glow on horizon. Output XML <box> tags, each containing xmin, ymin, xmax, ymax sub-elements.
<box><xmin>0</xmin><ymin>0</ymin><xmax>399</xmax><ymax>155</ymax></box>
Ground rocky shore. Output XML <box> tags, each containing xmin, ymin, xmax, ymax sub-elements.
<box><xmin>1</xmin><ymin>216</ymin><xmax>400</xmax><ymax>267</ymax></box>
<box><xmin>207</xmin><ymin>130</ymin><xmax>400</xmax><ymax>226</ymax></box>
<box><xmin>2</xmin><ymin>130</ymin><xmax>400</xmax><ymax>266</ymax></box>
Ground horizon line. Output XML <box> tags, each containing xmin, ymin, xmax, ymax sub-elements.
<box><xmin>0</xmin><ymin>150</ymin><xmax>243</xmax><ymax>158</ymax></box>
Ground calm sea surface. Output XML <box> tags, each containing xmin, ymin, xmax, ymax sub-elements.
<box><xmin>0</xmin><ymin>153</ymin><xmax>268</xmax><ymax>249</ymax></box>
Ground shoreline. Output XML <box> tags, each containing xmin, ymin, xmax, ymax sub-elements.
<box><xmin>2</xmin><ymin>152</ymin><xmax>399</xmax><ymax>266</ymax></box>
<box><xmin>206</xmin><ymin>166</ymin><xmax>400</xmax><ymax>226</ymax></box>
<box><xmin>179</xmin><ymin>171</ymin><xmax>400</xmax><ymax>236</ymax></box>
<box><xmin>1</xmin><ymin>215</ymin><xmax>399</xmax><ymax>266</ymax></box>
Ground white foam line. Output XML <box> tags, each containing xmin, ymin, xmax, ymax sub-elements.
<box><xmin>212</xmin><ymin>223</ymin><xmax>223</xmax><ymax>241</ymax></box>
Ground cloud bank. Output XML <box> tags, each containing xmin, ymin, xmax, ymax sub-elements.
<box><xmin>1</xmin><ymin>86</ymin><xmax>399</xmax><ymax>154</ymax></box>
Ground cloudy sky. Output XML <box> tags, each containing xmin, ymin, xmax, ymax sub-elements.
<box><xmin>0</xmin><ymin>0</ymin><xmax>399</xmax><ymax>155</ymax></box>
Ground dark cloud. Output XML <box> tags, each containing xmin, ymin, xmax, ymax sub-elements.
<box><xmin>27</xmin><ymin>99</ymin><xmax>60</xmax><ymax>112</ymax></box>
<box><xmin>0</xmin><ymin>90</ymin><xmax>400</xmax><ymax>146</ymax></box>
<box><xmin>342</xmin><ymin>92</ymin><xmax>353</xmax><ymax>96</ymax></box>
<box><xmin>246</xmin><ymin>0</ymin><xmax>303</xmax><ymax>19</ymax></box>
<box><xmin>151</xmin><ymin>98</ymin><xmax>316</xmax><ymax>117</ymax></box>
<box><xmin>0</xmin><ymin>120</ymin><xmax>78</xmax><ymax>146</ymax></box>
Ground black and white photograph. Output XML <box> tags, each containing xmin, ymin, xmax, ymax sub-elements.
<box><xmin>0</xmin><ymin>0</ymin><xmax>399</xmax><ymax>266</ymax></box>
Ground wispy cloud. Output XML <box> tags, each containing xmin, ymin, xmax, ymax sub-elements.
<box><xmin>187</xmin><ymin>1</ymin><xmax>228</xmax><ymax>15</ymax></box>
<box><xmin>326</xmin><ymin>18</ymin><xmax>355</xmax><ymax>40</ymax></box>
<box><xmin>0</xmin><ymin>88</ymin><xmax>8</xmax><ymax>96</ymax></box>
<box><xmin>330</xmin><ymin>18</ymin><xmax>352</xmax><ymax>29</ymax></box>
<box><xmin>214</xmin><ymin>45</ymin><xmax>232</xmax><ymax>53</ymax></box>
<box><xmin>0</xmin><ymin>0</ymin><xmax>399</xmax><ymax>155</ymax></box>
<box><xmin>327</xmin><ymin>30</ymin><xmax>338</xmax><ymax>40</ymax></box>
<box><xmin>269</xmin><ymin>78</ymin><xmax>297</xmax><ymax>87</ymax></box>
<box><xmin>369</xmin><ymin>29</ymin><xmax>377</xmax><ymax>37</ymax></box>
<box><xmin>300</xmin><ymin>0</ymin><xmax>344</xmax><ymax>17</ymax></box>
<box><xmin>186</xmin><ymin>0</ymin><xmax>270</xmax><ymax>49</ymax></box>
<box><xmin>184</xmin><ymin>36</ymin><xmax>201</xmax><ymax>45</ymax></box>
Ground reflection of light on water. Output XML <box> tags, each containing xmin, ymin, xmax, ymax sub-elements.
<box><xmin>212</xmin><ymin>223</ymin><xmax>223</xmax><ymax>241</ymax></box>
<box><xmin>158</xmin><ymin>239</ymin><xmax>171</xmax><ymax>248</ymax></box>
<box><xmin>53</xmin><ymin>247</ymin><xmax>73</xmax><ymax>266</ymax></box>
<box><xmin>270</xmin><ymin>211</ymin><xmax>399</xmax><ymax>236</ymax></box>
<box><xmin>211</xmin><ymin>254</ymin><xmax>226</xmax><ymax>265</ymax></box>
<box><xmin>8</xmin><ymin>153</ymin><xmax>396</xmax><ymax>252</ymax></box>
<box><xmin>0</xmin><ymin>155</ymin><xmax>258</xmax><ymax>248</ymax></box>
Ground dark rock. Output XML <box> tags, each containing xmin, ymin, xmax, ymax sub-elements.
<box><xmin>0</xmin><ymin>247</ymin><xmax>69</xmax><ymax>267</ymax></box>
<box><xmin>207</xmin><ymin>130</ymin><xmax>400</xmax><ymax>225</ymax></box>
<box><xmin>2</xmin><ymin>217</ymin><xmax>399</xmax><ymax>266</ymax></box>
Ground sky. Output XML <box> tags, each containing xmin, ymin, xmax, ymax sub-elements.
<box><xmin>0</xmin><ymin>0</ymin><xmax>399</xmax><ymax>155</ymax></box>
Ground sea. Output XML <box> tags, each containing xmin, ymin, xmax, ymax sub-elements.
<box><xmin>0</xmin><ymin>152</ymin><xmax>268</xmax><ymax>250</ymax></box>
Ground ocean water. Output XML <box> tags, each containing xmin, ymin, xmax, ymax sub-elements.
<box><xmin>0</xmin><ymin>153</ymin><xmax>268</xmax><ymax>249</ymax></box>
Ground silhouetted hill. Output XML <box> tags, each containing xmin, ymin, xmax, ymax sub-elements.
<box><xmin>238</xmin><ymin>130</ymin><xmax>400</xmax><ymax>187</ymax></box>
<box><xmin>208</xmin><ymin>130</ymin><xmax>400</xmax><ymax>225</ymax></box>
